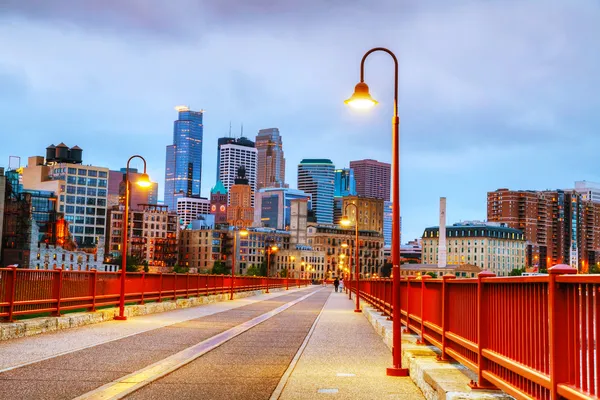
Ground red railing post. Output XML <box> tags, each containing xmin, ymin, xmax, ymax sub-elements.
<box><xmin>6</xmin><ymin>267</ymin><xmax>17</xmax><ymax>322</ymax></box>
<box><xmin>196</xmin><ymin>273</ymin><xmax>200</xmax><ymax>297</ymax></box>
<box><xmin>89</xmin><ymin>269</ymin><xmax>97</xmax><ymax>311</ymax></box>
<box><xmin>417</xmin><ymin>275</ymin><xmax>432</xmax><ymax>345</ymax></box>
<box><xmin>52</xmin><ymin>268</ymin><xmax>64</xmax><ymax>317</ymax></box>
<box><xmin>186</xmin><ymin>273</ymin><xmax>190</xmax><ymax>299</ymax></box>
<box><xmin>158</xmin><ymin>272</ymin><xmax>163</xmax><ymax>303</ymax></box>
<box><xmin>403</xmin><ymin>276</ymin><xmax>415</xmax><ymax>333</ymax></box>
<box><xmin>140</xmin><ymin>271</ymin><xmax>145</xmax><ymax>305</ymax></box>
<box><xmin>437</xmin><ymin>273</ymin><xmax>456</xmax><ymax>362</ymax></box>
<box><xmin>548</xmin><ymin>264</ymin><xmax>577</xmax><ymax>399</ymax></box>
<box><xmin>173</xmin><ymin>273</ymin><xmax>177</xmax><ymax>300</ymax></box>
<box><xmin>469</xmin><ymin>270</ymin><xmax>496</xmax><ymax>390</ymax></box>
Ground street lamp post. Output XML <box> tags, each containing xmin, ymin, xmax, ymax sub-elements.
<box><xmin>287</xmin><ymin>256</ymin><xmax>295</xmax><ymax>290</ymax></box>
<box><xmin>115</xmin><ymin>155</ymin><xmax>151</xmax><ymax>321</ymax></box>
<box><xmin>342</xmin><ymin>242</ymin><xmax>352</xmax><ymax>300</ymax></box>
<box><xmin>345</xmin><ymin>47</ymin><xmax>408</xmax><ymax>376</ymax></box>
<box><xmin>265</xmin><ymin>244</ymin><xmax>278</xmax><ymax>293</ymax></box>
<box><xmin>230</xmin><ymin>219</ymin><xmax>248</xmax><ymax>301</ymax></box>
<box><xmin>341</xmin><ymin>203</ymin><xmax>360</xmax><ymax>313</ymax></box>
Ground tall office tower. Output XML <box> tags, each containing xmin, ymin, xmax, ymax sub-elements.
<box><xmin>218</xmin><ymin>139</ymin><xmax>258</xmax><ymax>206</ymax></box>
<box><xmin>216</xmin><ymin>136</ymin><xmax>255</xmax><ymax>181</ymax></box>
<box><xmin>297</xmin><ymin>159</ymin><xmax>335</xmax><ymax>224</ymax></box>
<box><xmin>210</xmin><ymin>180</ymin><xmax>228</xmax><ymax>226</ymax></box>
<box><xmin>256</xmin><ymin>128</ymin><xmax>286</xmax><ymax>189</ymax></box>
<box><xmin>176</xmin><ymin>197</ymin><xmax>211</xmax><ymax>227</ymax></box>
<box><xmin>107</xmin><ymin>168</ymin><xmax>158</xmax><ymax>209</ymax></box>
<box><xmin>164</xmin><ymin>106</ymin><xmax>204</xmax><ymax>211</ymax></box>
<box><xmin>22</xmin><ymin>144</ymin><xmax>109</xmax><ymax>248</ymax></box>
<box><xmin>226</xmin><ymin>167</ymin><xmax>254</xmax><ymax>228</ymax></box>
<box><xmin>383</xmin><ymin>201</ymin><xmax>392</xmax><ymax>247</ymax></box>
<box><xmin>333</xmin><ymin>168</ymin><xmax>357</xmax><ymax>224</ymax></box>
<box><xmin>350</xmin><ymin>159</ymin><xmax>391</xmax><ymax>201</ymax></box>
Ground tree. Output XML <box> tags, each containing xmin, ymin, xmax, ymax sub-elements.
<box><xmin>508</xmin><ymin>268</ymin><xmax>524</xmax><ymax>276</ymax></box>
<box><xmin>380</xmin><ymin>262</ymin><xmax>392</xmax><ymax>278</ymax></box>
<box><xmin>426</xmin><ymin>272</ymin><xmax>438</xmax><ymax>279</ymax></box>
<box><xmin>246</xmin><ymin>265</ymin><xmax>261</xmax><ymax>276</ymax></box>
<box><xmin>113</xmin><ymin>255</ymin><xmax>143</xmax><ymax>272</ymax></box>
<box><xmin>590</xmin><ymin>263</ymin><xmax>600</xmax><ymax>274</ymax></box>
<box><xmin>211</xmin><ymin>261</ymin><xmax>230</xmax><ymax>275</ymax></box>
<box><xmin>279</xmin><ymin>269</ymin><xmax>288</xmax><ymax>278</ymax></box>
<box><xmin>172</xmin><ymin>264</ymin><xmax>189</xmax><ymax>274</ymax></box>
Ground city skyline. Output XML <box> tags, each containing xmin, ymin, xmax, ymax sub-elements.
<box><xmin>2</xmin><ymin>1</ymin><xmax>600</xmax><ymax>241</ymax></box>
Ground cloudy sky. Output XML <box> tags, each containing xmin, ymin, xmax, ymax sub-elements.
<box><xmin>1</xmin><ymin>0</ymin><xmax>599</xmax><ymax>241</ymax></box>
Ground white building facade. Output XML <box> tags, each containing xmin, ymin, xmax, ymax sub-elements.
<box><xmin>177</xmin><ymin>197</ymin><xmax>211</xmax><ymax>227</ymax></box>
<box><xmin>218</xmin><ymin>143</ymin><xmax>258</xmax><ymax>207</ymax></box>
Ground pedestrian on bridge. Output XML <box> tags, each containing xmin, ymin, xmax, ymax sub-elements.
<box><xmin>339</xmin><ymin>278</ymin><xmax>344</xmax><ymax>292</ymax></box>
<box><xmin>334</xmin><ymin>278</ymin><xmax>340</xmax><ymax>292</ymax></box>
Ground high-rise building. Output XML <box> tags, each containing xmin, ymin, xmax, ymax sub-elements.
<box><xmin>210</xmin><ymin>180</ymin><xmax>228</xmax><ymax>226</ymax></box>
<box><xmin>226</xmin><ymin>167</ymin><xmax>254</xmax><ymax>228</ymax></box>
<box><xmin>256</xmin><ymin>128</ymin><xmax>286</xmax><ymax>189</ymax></box>
<box><xmin>164</xmin><ymin>106</ymin><xmax>204</xmax><ymax>211</ymax></box>
<box><xmin>350</xmin><ymin>159</ymin><xmax>391</xmax><ymax>201</ymax></box>
<box><xmin>254</xmin><ymin>187</ymin><xmax>311</xmax><ymax>230</ymax></box>
<box><xmin>218</xmin><ymin>139</ymin><xmax>257</xmax><ymax>207</ymax></box>
<box><xmin>333</xmin><ymin>168</ymin><xmax>357</xmax><ymax>224</ymax></box>
<box><xmin>176</xmin><ymin>197</ymin><xmax>211</xmax><ymax>227</ymax></box>
<box><xmin>488</xmin><ymin>188</ymin><xmax>600</xmax><ymax>272</ymax></box>
<box><xmin>216</xmin><ymin>136</ymin><xmax>255</xmax><ymax>182</ymax></box>
<box><xmin>422</xmin><ymin>221</ymin><xmax>526</xmax><ymax>276</ymax></box>
<box><xmin>289</xmin><ymin>198</ymin><xmax>309</xmax><ymax>246</ymax></box>
<box><xmin>22</xmin><ymin>145</ymin><xmax>109</xmax><ymax>248</ymax></box>
<box><xmin>108</xmin><ymin>168</ymin><xmax>158</xmax><ymax>209</ymax></box>
<box><xmin>341</xmin><ymin>196</ymin><xmax>384</xmax><ymax>234</ymax></box>
<box><xmin>383</xmin><ymin>201</ymin><xmax>392</xmax><ymax>247</ymax></box>
<box><xmin>298</xmin><ymin>159</ymin><xmax>335</xmax><ymax>225</ymax></box>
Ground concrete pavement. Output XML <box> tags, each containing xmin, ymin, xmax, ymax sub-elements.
<box><xmin>276</xmin><ymin>288</ymin><xmax>425</xmax><ymax>399</ymax></box>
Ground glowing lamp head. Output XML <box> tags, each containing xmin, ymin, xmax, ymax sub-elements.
<box><xmin>341</xmin><ymin>216</ymin><xmax>352</xmax><ymax>227</ymax></box>
<box><xmin>239</xmin><ymin>228</ymin><xmax>249</xmax><ymax>237</ymax></box>
<box><xmin>341</xmin><ymin>243</ymin><xmax>349</xmax><ymax>248</ymax></box>
<box><xmin>271</xmin><ymin>245</ymin><xmax>279</xmax><ymax>252</ymax></box>
<box><xmin>136</xmin><ymin>173</ymin><xmax>152</xmax><ymax>188</ymax></box>
<box><xmin>345</xmin><ymin>82</ymin><xmax>378</xmax><ymax>110</ymax></box>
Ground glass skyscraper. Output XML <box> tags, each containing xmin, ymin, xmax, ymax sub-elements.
<box><xmin>164</xmin><ymin>106</ymin><xmax>204</xmax><ymax>210</ymax></box>
<box><xmin>297</xmin><ymin>159</ymin><xmax>335</xmax><ymax>224</ymax></box>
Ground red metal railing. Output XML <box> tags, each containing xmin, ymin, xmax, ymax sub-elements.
<box><xmin>0</xmin><ymin>267</ymin><xmax>310</xmax><ymax>321</ymax></box>
<box><xmin>354</xmin><ymin>265</ymin><xmax>599</xmax><ymax>400</ymax></box>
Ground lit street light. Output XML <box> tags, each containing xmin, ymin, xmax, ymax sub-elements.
<box><xmin>265</xmin><ymin>244</ymin><xmax>278</xmax><ymax>293</ymax></box>
<box><xmin>115</xmin><ymin>155</ymin><xmax>151</xmax><ymax>321</ymax></box>
<box><xmin>230</xmin><ymin>220</ymin><xmax>248</xmax><ymax>300</ymax></box>
<box><xmin>345</xmin><ymin>47</ymin><xmax>408</xmax><ymax>376</ymax></box>
<box><xmin>341</xmin><ymin>203</ymin><xmax>361</xmax><ymax>313</ymax></box>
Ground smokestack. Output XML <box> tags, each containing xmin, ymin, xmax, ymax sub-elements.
<box><xmin>438</xmin><ymin>197</ymin><xmax>447</xmax><ymax>268</ymax></box>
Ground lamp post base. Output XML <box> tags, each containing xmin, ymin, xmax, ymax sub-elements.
<box><xmin>114</xmin><ymin>316</ymin><xmax>127</xmax><ymax>321</ymax></box>
<box><xmin>386</xmin><ymin>367</ymin><xmax>409</xmax><ymax>377</ymax></box>
<box><xmin>353</xmin><ymin>309</ymin><xmax>362</xmax><ymax>313</ymax></box>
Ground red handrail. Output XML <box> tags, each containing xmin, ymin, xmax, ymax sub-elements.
<box><xmin>0</xmin><ymin>267</ymin><xmax>309</xmax><ymax>321</ymax></box>
<box><xmin>351</xmin><ymin>266</ymin><xmax>598</xmax><ymax>400</ymax></box>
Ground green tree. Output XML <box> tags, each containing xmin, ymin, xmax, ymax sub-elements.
<box><xmin>113</xmin><ymin>255</ymin><xmax>143</xmax><ymax>272</ymax></box>
<box><xmin>279</xmin><ymin>269</ymin><xmax>288</xmax><ymax>278</ymax></box>
<box><xmin>508</xmin><ymin>268</ymin><xmax>524</xmax><ymax>276</ymax></box>
<box><xmin>426</xmin><ymin>272</ymin><xmax>438</xmax><ymax>279</ymax></box>
<box><xmin>589</xmin><ymin>263</ymin><xmax>600</xmax><ymax>274</ymax></box>
<box><xmin>211</xmin><ymin>261</ymin><xmax>230</xmax><ymax>275</ymax></box>
<box><xmin>380</xmin><ymin>262</ymin><xmax>392</xmax><ymax>278</ymax></box>
<box><xmin>246</xmin><ymin>265</ymin><xmax>261</xmax><ymax>276</ymax></box>
<box><xmin>172</xmin><ymin>264</ymin><xmax>190</xmax><ymax>274</ymax></box>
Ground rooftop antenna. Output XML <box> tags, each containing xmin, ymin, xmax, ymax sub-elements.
<box><xmin>228</xmin><ymin>121</ymin><xmax>232</xmax><ymax>138</ymax></box>
<box><xmin>240</xmin><ymin>123</ymin><xmax>244</xmax><ymax>138</ymax></box>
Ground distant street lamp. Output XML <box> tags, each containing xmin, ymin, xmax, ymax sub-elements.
<box><xmin>345</xmin><ymin>47</ymin><xmax>408</xmax><ymax>376</ymax></box>
<box><xmin>230</xmin><ymin>219</ymin><xmax>249</xmax><ymax>300</ymax></box>
<box><xmin>115</xmin><ymin>155</ymin><xmax>151</xmax><ymax>321</ymax></box>
<box><xmin>341</xmin><ymin>242</ymin><xmax>352</xmax><ymax>300</ymax></box>
<box><xmin>265</xmin><ymin>244</ymin><xmax>278</xmax><ymax>293</ymax></box>
<box><xmin>341</xmin><ymin>203</ymin><xmax>361</xmax><ymax>313</ymax></box>
<box><xmin>288</xmin><ymin>256</ymin><xmax>295</xmax><ymax>290</ymax></box>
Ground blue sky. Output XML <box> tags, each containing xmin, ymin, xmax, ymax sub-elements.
<box><xmin>1</xmin><ymin>0</ymin><xmax>599</xmax><ymax>242</ymax></box>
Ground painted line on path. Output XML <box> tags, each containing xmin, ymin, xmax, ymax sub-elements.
<box><xmin>0</xmin><ymin>286</ymin><xmax>310</xmax><ymax>374</ymax></box>
<box><xmin>74</xmin><ymin>287</ymin><xmax>325</xmax><ymax>400</ymax></box>
<box><xmin>269</xmin><ymin>289</ymin><xmax>332</xmax><ymax>400</ymax></box>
